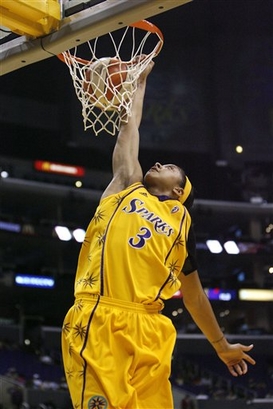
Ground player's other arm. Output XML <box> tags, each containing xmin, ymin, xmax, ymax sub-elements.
<box><xmin>101</xmin><ymin>61</ymin><xmax>154</xmax><ymax>200</ymax></box>
<box><xmin>179</xmin><ymin>270</ymin><xmax>256</xmax><ymax>377</ymax></box>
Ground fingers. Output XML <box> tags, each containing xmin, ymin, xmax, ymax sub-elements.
<box><xmin>133</xmin><ymin>54</ymin><xmax>147</xmax><ymax>64</ymax></box>
<box><xmin>240</xmin><ymin>344</ymin><xmax>256</xmax><ymax>365</ymax></box>
<box><xmin>137</xmin><ymin>61</ymin><xmax>154</xmax><ymax>85</ymax></box>
<box><xmin>242</xmin><ymin>343</ymin><xmax>254</xmax><ymax>352</ymax></box>
<box><xmin>243</xmin><ymin>353</ymin><xmax>256</xmax><ymax>366</ymax></box>
<box><xmin>227</xmin><ymin>345</ymin><xmax>256</xmax><ymax>377</ymax></box>
<box><xmin>219</xmin><ymin>343</ymin><xmax>256</xmax><ymax>377</ymax></box>
<box><xmin>143</xmin><ymin>60</ymin><xmax>155</xmax><ymax>76</ymax></box>
<box><xmin>228</xmin><ymin>360</ymin><xmax>248</xmax><ymax>377</ymax></box>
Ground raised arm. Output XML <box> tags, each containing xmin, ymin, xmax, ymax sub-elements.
<box><xmin>101</xmin><ymin>60</ymin><xmax>154</xmax><ymax>200</ymax></box>
<box><xmin>179</xmin><ymin>270</ymin><xmax>256</xmax><ymax>377</ymax></box>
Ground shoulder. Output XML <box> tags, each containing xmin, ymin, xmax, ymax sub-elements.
<box><xmin>100</xmin><ymin>182</ymin><xmax>144</xmax><ymax>204</ymax></box>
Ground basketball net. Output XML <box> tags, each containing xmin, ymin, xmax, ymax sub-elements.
<box><xmin>57</xmin><ymin>20</ymin><xmax>163</xmax><ymax>136</ymax></box>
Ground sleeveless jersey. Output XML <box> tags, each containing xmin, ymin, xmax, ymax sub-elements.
<box><xmin>74</xmin><ymin>182</ymin><xmax>192</xmax><ymax>306</ymax></box>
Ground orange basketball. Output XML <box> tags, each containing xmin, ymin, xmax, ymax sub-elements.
<box><xmin>107</xmin><ymin>58</ymin><xmax>128</xmax><ymax>98</ymax></box>
<box><xmin>83</xmin><ymin>57</ymin><xmax>128</xmax><ymax>109</ymax></box>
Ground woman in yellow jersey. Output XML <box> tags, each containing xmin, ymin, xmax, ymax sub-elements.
<box><xmin>62</xmin><ymin>61</ymin><xmax>256</xmax><ymax>409</ymax></box>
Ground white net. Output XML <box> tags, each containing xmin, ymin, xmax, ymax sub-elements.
<box><xmin>58</xmin><ymin>20</ymin><xmax>163</xmax><ymax>136</ymax></box>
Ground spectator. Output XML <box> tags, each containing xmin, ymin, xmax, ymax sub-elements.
<box><xmin>181</xmin><ymin>394</ymin><xmax>195</xmax><ymax>409</ymax></box>
<box><xmin>8</xmin><ymin>385</ymin><xmax>23</xmax><ymax>409</ymax></box>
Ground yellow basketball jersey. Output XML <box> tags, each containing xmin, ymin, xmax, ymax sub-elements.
<box><xmin>74</xmin><ymin>182</ymin><xmax>191</xmax><ymax>305</ymax></box>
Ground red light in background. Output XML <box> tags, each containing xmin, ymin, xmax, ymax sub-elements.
<box><xmin>34</xmin><ymin>160</ymin><xmax>85</xmax><ymax>177</ymax></box>
<box><xmin>172</xmin><ymin>290</ymin><xmax>182</xmax><ymax>298</ymax></box>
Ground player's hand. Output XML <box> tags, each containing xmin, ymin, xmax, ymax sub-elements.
<box><xmin>138</xmin><ymin>62</ymin><xmax>154</xmax><ymax>85</ymax></box>
<box><xmin>217</xmin><ymin>343</ymin><xmax>256</xmax><ymax>377</ymax></box>
<box><xmin>134</xmin><ymin>55</ymin><xmax>154</xmax><ymax>84</ymax></box>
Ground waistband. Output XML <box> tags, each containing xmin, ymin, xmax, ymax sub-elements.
<box><xmin>75</xmin><ymin>294</ymin><xmax>163</xmax><ymax>314</ymax></box>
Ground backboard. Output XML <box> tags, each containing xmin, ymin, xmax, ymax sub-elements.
<box><xmin>0</xmin><ymin>0</ymin><xmax>192</xmax><ymax>76</ymax></box>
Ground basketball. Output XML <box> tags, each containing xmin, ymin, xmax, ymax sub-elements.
<box><xmin>83</xmin><ymin>57</ymin><xmax>130</xmax><ymax>110</ymax></box>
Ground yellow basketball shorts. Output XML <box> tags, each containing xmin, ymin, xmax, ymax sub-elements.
<box><xmin>62</xmin><ymin>295</ymin><xmax>177</xmax><ymax>409</ymax></box>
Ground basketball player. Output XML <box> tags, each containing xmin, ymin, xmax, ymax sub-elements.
<box><xmin>62</xmin><ymin>60</ymin><xmax>255</xmax><ymax>409</ymax></box>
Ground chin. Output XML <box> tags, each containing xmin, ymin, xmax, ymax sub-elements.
<box><xmin>143</xmin><ymin>174</ymin><xmax>155</xmax><ymax>187</ymax></box>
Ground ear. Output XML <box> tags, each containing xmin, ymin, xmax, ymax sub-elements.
<box><xmin>173</xmin><ymin>186</ymin><xmax>183</xmax><ymax>199</ymax></box>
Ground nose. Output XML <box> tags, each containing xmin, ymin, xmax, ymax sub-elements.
<box><xmin>155</xmin><ymin>162</ymin><xmax>162</xmax><ymax>169</ymax></box>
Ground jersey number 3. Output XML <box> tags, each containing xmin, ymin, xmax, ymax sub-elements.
<box><xmin>128</xmin><ymin>227</ymin><xmax>151</xmax><ymax>249</ymax></box>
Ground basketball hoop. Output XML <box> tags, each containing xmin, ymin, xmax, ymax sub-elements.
<box><xmin>57</xmin><ymin>20</ymin><xmax>163</xmax><ymax>136</ymax></box>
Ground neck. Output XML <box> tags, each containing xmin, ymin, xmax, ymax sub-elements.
<box><xmin>146</xmin><ymin>186</ymin><xmax>176</xmax><ymax>199</ymax></box>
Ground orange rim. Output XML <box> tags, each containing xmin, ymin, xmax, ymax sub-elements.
<box><xmin>57</xmin><ymin>19</ymin><xmax>164</xmax><ymax>65</ymax></box>
<box><xmin>129</xmin><ymin>20</ymin><xmax>164</xmax><ymax>56</ymax></box>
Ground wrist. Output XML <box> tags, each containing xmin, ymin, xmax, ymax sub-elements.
<box><xmin>210</xmin><ymin>334</ymin><xmax>229</xmax><ymax>352</ymax></box>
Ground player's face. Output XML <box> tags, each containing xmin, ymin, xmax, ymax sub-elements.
<box><xmin>144</xmin><ymin>163</ymin><xmax>183</xmax><ymax>192</ymax></box>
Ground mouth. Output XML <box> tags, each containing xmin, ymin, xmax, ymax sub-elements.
<box><xmin>150</xmin><ymin>166</ymin><xmax>158</xmax><ymax>172</ymax></box>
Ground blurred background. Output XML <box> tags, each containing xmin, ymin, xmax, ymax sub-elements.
<box><xmin>0</xmin><ymin>0</ymin><xmax>273</xmax><ymax>408</ymax></box>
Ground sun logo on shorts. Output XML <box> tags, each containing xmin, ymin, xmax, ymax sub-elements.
<box><xmin>88</xmin><ymin>395</ymin><xmax>108</xmax><ymax>409</ymax></box>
